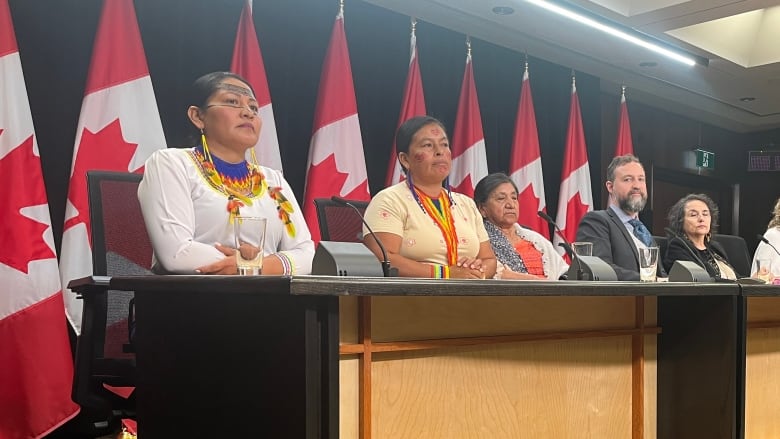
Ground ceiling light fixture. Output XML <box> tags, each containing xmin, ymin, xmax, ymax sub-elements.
<box><xmin>524</xmin><ymin>0</ymin><xmax>697</xmax><ymax>67</ymax></box>
<box><xmin>493</xmin><ymin>6</ymin><xmax>515</xmax><ymax>15</ymax></box>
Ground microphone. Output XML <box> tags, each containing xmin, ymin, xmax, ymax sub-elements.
<box><xmin>537</xmin><ymin>210</ymin><xmax>583</xmax><ymax>280</ymax></box>
<box><xmin>757</xmin><ymin>234</ymin><xmax>780</xmax><ymax>258</ymax></box>
<box><xmin>665</xmin><ymin>227</ymin><xmax>710</xmax><ymax>274</ymax></box>
<box><xmin>330</xmin><ymin>196</ymin><xmax>393</xmax><ymax>277</ymax></box>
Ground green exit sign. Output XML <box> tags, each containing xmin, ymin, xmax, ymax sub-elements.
<box><xmin>694</xmin><ymin>149</ymin><xmax>715</xmax><ymax>169</ymax></box>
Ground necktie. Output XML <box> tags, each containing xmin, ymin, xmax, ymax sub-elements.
<box><xmin>628</xmin><ymin>219</ymin><xmax>653</xmax><ymax>247</ymax></box>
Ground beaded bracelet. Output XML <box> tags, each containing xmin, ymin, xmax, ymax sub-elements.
<box><xmin>431</xmin><ymin>264</ymin><xmax>450</xmax><ymax>279</ymax></box>
<box><xmin>274</xmin><ymin>252</ymin><xmax>293</xmax><ymax>275</ymax></box>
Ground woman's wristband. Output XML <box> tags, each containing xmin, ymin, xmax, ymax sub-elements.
<box><xmin>430</xmin><ymin>264</ymin><xmax>450</xmax><ymax>279</ymax></box>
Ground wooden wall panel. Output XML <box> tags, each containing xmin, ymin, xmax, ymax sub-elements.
<box><xmin>745</xmin><ymin>328</ymin><xmax>780</xmax><ymax>439</ymax></box>
<box><xmin>370</xmin><ymin>296</ymin><xmax>637</xmax><ymax>342</ymax></box>
<box><xmin>340</xmin><ymin>356</ymin><xmax>360</xmax><ymax>439</ymax></box>
<box><xmin>370</xmin><ymin>338</ymin><xmax>633</xmax><ymax>439</ymax></box>
<box><xmin>745</xmin><ymin>297</ymin><xmax>780</xmax><ymax>438</ymax></box>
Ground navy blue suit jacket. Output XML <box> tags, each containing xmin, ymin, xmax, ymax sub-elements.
<box><xmin>576</xmin><ymin>208</ymin><xmax>666</xmax><ymax>281</ymax></box>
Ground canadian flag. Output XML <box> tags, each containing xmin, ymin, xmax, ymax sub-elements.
<box><xmin>302</xmin><ymin>7</ymin><xmax>369</xmax><ymax>243</ymax></box>
<box><xmin>59</xmin><ymin>0</ymin><xmax>165</xmax><ymax>332</ymax></box>
<box><xmin>231</xmin><ymin>0</ymin><xmax>283</xmax><ymax>172</ymax></box>
<box><xmin>508</xmin><ymin>64</ymin><xmax>549</xmax><ymax>239</ymax></box>
<box><xmin>0</xmin><ymin>0</ymin><xmax>80</xmax><ymax>436</ymax></box>
<box><xmin>385</xmin><ymin>20</ymin><xmax>426</xmax><ymax>187</ymax></box>
<box><xmin>554</xmin><ymin>77</ymin><xmax>593</xmax><ymax>255</ymax></box>
<box><xmin>614</xmin><ymin>86</ymin><xmax>634</xmax><ymax>157</ymax></box>
<box><xmin>450</xmin><ymin>43</ymin><xmax>488</xmax><ymax>197</ymax></box>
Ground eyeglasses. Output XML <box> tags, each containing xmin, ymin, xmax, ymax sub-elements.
<box><xmin>206</xmin><ymin>102</ymin><xmax>260</xmax><ymax>115</ymax></box>
<box><xmin>686</xmin><ymin>211</ymin><xmax>710</xmax><ymax>219</ymax></box>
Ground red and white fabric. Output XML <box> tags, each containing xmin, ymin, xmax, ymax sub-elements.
<box><xmin>449</xmin><ymin>49</ymin><xmax>488</xmax><ymax>197</ymax></box>
<box><xmin>554</xmin><ymin>78</ymin><xmax>593</xmax><ymax>255</ymax></box>
<box><xmin>0</xmin><ymin>0</ymin><xmax>80</xmax><ymax>436</ymax></box>
<box><xmin>231</xmin><ymin>0</ymin><xmax>283</xmax><ymax>172</ymax></box>
<box><xmin>508</xmin><ymin>65</ymin><xmax>549</xmax><ymax>239</ymax></box>
<box><xmin>59</xmin><ymin>0</ymin><xmax>165</xmax><ymax>332</ymax></box>
<box><xmin>614</xmin><ymin>87</ymin><xmax>634</xmax><ymax>157</ymax></box>
<box><xmin>385</xmin><ymin>23</ymin><xmax>426</xmax><ymax>187</ymax></box>
<box><xmin>302</xmin><ymin>8</ymin><xmax>369</xmax><ymax>244</ymax></box>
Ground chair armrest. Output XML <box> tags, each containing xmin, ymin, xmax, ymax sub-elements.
<box><xmin>68</xmin><ymin>276</ymin><xmax>112</xmax><ymax>299</ymax></box>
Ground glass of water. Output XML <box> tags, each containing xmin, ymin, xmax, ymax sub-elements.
<box><xmin>638</xmin><ymin>246</ymin><xmax>659</xmax><ymax>282</ymax></box>
<box><xmin>233</xmin><ymin>216</ymin><xmax>266</xmax><ymax>275</ymax></box>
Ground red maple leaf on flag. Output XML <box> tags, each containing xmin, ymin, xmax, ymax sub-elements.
<box><xmin>0</xmin><ymin>135</ymin><xmax>56</xmax><ymax>274</ymax></box>
<box><xmin>450</xmin><ymin>175</ymin><xmax>475</xmax><ymax>197</ymax></box>
<box><xmin>63</xmin><ymin>119</ymin><xmax>139</xmax><ymax>242</ymax></box>
<box><xmin>303</xmin><ymin>153</ymin><xmax>369</xmax><ymax>241</ymax></box>
<box><xmin>517</xmin><ymin>185</ymin><xmax>541</xmax><ymax>221</ymax></box>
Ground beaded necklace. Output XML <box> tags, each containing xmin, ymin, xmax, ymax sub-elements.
<box><xmin>413</xmin><ymin>186</ymin><xmax>458</xmax><ymax>265</ymax></box>
<box><xmin>193</xmin><ymin>135</ymin><xmax>296</xmax><ymax>237</ymax></box>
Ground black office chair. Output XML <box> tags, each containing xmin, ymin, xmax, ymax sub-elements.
<box><xmin>313</xmin><ymin>197</ymin><xmax>369</xmax><ymax>242</ymax></box>
<box><xmin>72</xmin><ymin>170</ymin><xmax>152</xmax><ymax>433</ymax></box>
<box><xmin>711</xmin><ymin>233</ymin><xmax>752</xmax><ymax>278</ymax></box>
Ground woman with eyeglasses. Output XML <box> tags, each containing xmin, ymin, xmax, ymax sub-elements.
<box><xmin>138</xmin><ymin>71</ymin><xmax>314</xmax><ymax>275</ymax></box>
<box><xmin>662</xmin><ymin>193</ymin><xmax>737</xmax><ymax>280</ymax></box>
<box><xmin>473</xmin><ymin>173</ymin><xmax>568</xmax><ymax>280</ymax></box>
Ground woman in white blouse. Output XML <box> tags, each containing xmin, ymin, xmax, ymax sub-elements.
<box><xmin>752</xmin><ymin>197</ymin><xmax>780</xmax><ymax>279</ymax></box>
<box><xmin>138</xmin><ymin>72</ymin><xmax>314</xmax><ymax>275</ymax></box>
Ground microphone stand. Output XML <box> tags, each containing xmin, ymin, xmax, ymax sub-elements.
<box><xmin>758</xmin><ymin>234</ymin><xmax>780</xmax><ymax>258</ymax></box>
<box><xmin>330</xmin><ymin>196</ymin><xmax>393</xmax><ymax>277</ymax></box>
<box><xmin>537</xmin><ymin>211</ymin><xmax>583</xmax><ymax>280</ymax></box>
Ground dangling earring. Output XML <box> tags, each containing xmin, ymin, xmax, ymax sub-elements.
<box><xmin>201</xmin><ymin>131</ymin><xmax>214</xmax><ymax>163</ymax></box>
<box><xmin>443</xmin><ymin>176</ymin><xmax>455</xmax><ymax>206</ymax></box>
<box><xmin>407</xmin><ymin>171</ymin><xmax>425</xmax><ymax>212</ymax></box>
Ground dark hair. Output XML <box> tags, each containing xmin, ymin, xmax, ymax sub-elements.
<box><xmin>666</xmin><ymin>193</ymin><xmax>720</xmax><ymax>238</ymax></box>
<box><xmin>395</xmin><ymin>116</ymin><xmax>447</xmax><ymax>171</ymax></box>
<box><xmin>190</xmin><ymin>71</ymin><xmax>255</xmax><ymax>109</ymax></box>
<box><xmin>606</xmin><ymin>154</ymin><xmax>642</xmax><ymax>182</ymax></box>
<box><xmin>474</xmin><ymin>173</ymin><xmax>518</xmax><ymax>208</ymax></box>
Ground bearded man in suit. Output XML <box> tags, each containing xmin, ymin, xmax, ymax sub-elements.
<box><xmin>576</xmin><ymin>154</ymin><xmax>666</xmax><ymax>281</ymax></box>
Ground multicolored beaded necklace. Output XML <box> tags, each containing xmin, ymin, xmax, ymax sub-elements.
<box><xmin>193</xmin><ymin>135</ymin><xmax>296</xmax><ymax>237</ymax></box>
<box><xmin>412</xmin><ymin>185</ymin><xmax>459</xmax><ymax>265</ymax></box>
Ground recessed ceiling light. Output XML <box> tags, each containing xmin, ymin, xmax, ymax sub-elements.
<box><xmin>639</xmin><ymin>61</ymin><xmax>657</xmax><ymax>68</ymax></box>
<box><xmin>740</xmin><ymin>97</ymin><xmax>756</xmax><ymax>102</ymax></box>
<box><xmin>492</xmin><ymin>6</ymin><xmax>514</xmax><ymax>15</ymax></box>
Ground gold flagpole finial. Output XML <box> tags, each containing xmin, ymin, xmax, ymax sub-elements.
<box><xmin>411</xmin><ymin>17</ymin><xmax>417</xmax><ymax>35</ymax></box>
<box><xmin>339</xmin><ymin>0</ymin><xmax>344</xmax><ymax>16</ymax></box>
<box><xmin>466</xmin><ymin>36</ymin><xmax>472</xmax><ymax>57</ymax></box>
<box><xmin>621</xmin><ymin>84</ymin><xmax>626</xmax><ymax>96</ymax></box>
<box><xmin>524</xmin><ymin>52</ymin><xmax>529</xmax><ymax>72</ymax></box>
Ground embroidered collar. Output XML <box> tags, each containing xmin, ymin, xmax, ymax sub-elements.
<box><xmin>189</xmin><ymin>145</ymin><xmax>296</xmax><ymax>237</ymax></box>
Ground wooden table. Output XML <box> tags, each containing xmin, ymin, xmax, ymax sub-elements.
<box><xmin>77</xmin><ymin>276</ymin><xmax>742</xmax><ymax>439</ymax></box>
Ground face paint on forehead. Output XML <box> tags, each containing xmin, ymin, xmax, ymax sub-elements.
<box><xmin>428</xmin><ymin>126</ymin><xmax>442</xmax><ymax>136</ymax></box>
<box><xmin>215</xmin><ymin>82</ymin><xmax>256</xmax><ymax>99</ymax></box>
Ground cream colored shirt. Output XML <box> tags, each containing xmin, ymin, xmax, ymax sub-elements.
<box><xmin>363</xmin><ymin>182</ymin><xmax>488</xmax><ymax>266</ymax></box>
